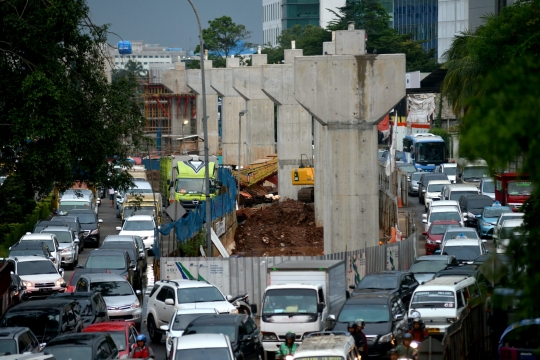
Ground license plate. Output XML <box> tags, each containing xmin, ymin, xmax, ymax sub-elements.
<box><xmin>39</xmin><ymin>288</ymin><xmax>52</xmax><ymax>293</ymax></box>
<box><xmin>427</xmin><ymin>327</ymin><xmax>439</xmax><ymax>333</ymax></box>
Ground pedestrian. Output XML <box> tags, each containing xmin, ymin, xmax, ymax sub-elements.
<box><xmin>108</xmin><ymin>187</ymin><xmax>115</xmax><ymax>207</ymax></box>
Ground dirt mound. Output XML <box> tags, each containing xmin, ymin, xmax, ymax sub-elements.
<box><xmin>233</xmin><ymin>200</ymin><xmax>324</xmax><ymax>257</ymax></box>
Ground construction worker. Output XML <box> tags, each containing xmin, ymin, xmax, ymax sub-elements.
<box><xmin>276</xmin><ymin>332</ymin><xmax>298</xmax><ymax>359</ymax></box>
<box><xmin>355</xmin><ymin>319</ymin><xmax>369</xmax><ymax>357</ymax></box>
<box><xmin>130</xmin><ymin>334</ymin><xmax>155</xmax><ymax>359</ymax></box>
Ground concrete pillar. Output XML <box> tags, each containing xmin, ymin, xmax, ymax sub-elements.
<box><xmin>294</xmin><ymin>29</ymin><xmax>406</xmax><ymax>252</ymax></box>
<box><xmin>261</xmin><ymin>49</ymin><xmax>312</xmax><ymax>201</ymax></box>
<box><xmin>187</xmin><ymin>60</ymin><xmax>219</xmax><ymax>156</ymax></box>
<box><xmin>313</xmin><ymin>121</ymin><xmax>326</xmax><ymax>227</ymax></box>
<box><xmin>210</xmin><ymin>58</ymin><xmax>247</xmax><ymax>165</ymax></box>
<box><xmin>233</xmin><ymin>54</ymin><xmax>275</xmax><ymax>163</ymax></box>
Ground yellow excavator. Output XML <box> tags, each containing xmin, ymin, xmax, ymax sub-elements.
<box><xmin>291</xmin><ymin>154</ymin><xmax>315</xmax><ymax>203</ymax></box>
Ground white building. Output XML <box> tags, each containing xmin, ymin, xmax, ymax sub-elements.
<box><xmin>112</xmin><ymin>41</ymin><xmax>199</xmax><ymax>71</ymax></box>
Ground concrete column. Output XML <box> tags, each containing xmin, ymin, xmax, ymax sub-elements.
<box><xmin>187</xmin><ymin>60</ymin><xmax>219</xmax><ymax>155</ymax></box>
<box><xmin>261</xmin><ymin>49</ymin><xmax>312</xmax><ymax>201</ymax></box>
<box><xmin>210</xmin><ymin>58</ymin><xmax>247</xmax><ymax>165</ymax></box>
<box><xmin>294</xmin><ymin>29</ymin><xmax>405</xmax><ymax>252</ymax></box>
<box><xmin>233</xmin><ymin>54</ymin><xmax>275</xmax><ymax>163</ymax></box>
<box><xmin>313</xmin><ymin>121</ymin><xmax>326</xmax><ymax>227</ymax></box>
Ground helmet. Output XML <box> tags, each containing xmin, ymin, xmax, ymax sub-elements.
<box><xmin>413</xmin><ymin>317</ymin><xmax>423</xmax><ymax>324</ymax></box>
<box><xmin>347</xmin><ymin>322</ymin><xmax>357</xmax><ymax>329</ymax></box>
<box><xmin>403</xmin><ymin>333</ymin><xmax>412</xmax><ymax>340</ymax></box>
<box><xmin>388</xmin><ymin>349</ymin><xmax>398</xmax><ymax>354</ymax></box>
<box><xmin>285</xmin><ymin>332</ymin><xmax>296</xmax><ymax>340</ymax></box>
<box><xmin>136</xmin><ymin>334</ymin><xmax>147</xmax><ymax>343</ymax></box>
<box><xmin>355</xmin><ymin>319</ymin><xmax>365</xmax><ymax>327</ymax></box>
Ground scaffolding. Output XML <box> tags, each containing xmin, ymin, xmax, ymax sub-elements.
<box><xmin>143</xmin><ymin>84</ymin><xmax>196</xmax><ymax>134</ymax></box>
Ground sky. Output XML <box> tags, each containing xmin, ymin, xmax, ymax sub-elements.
<box><xmin>86</xmin><ymin>0</ymin><xmax>263</xmax><ymax>51</ymax></box>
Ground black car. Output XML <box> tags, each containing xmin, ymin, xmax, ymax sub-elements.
<box><xmin>350</xmin><ymin>271</ymin><xmax>419</xmax><ymax>308</ymax></box>
<box><xmin>184</xmin><ymin>314</ymin><xmax>263</xmax><ymax>360</ymax></box>
<box><xmin>66</xmin><ymin>209</ymin><xmax>102</xmax><ymax>247</ymax></box>
<box><xmin>458</xmin><ymin>194</ymin><xmax>494</xmax><ymax>227</ymax></box>
<box><xmin>48</xmin><ymin>292</ymin><xmax>109</xmax><ymax>327</ymax></box>
<box><xmin>8</xmin><ymin>272</ymin><xmax>28</xmax><ymax>306</ymax></box>
<box><xmin>77</xmin><ymin>249</ymin><xmax>135</xmax><ymax>287</ymax></box>
<box><xmin>33</xmin><ymin>220</ymin><xmax>67</xmax><ymax>233</ymax></box>
<box><xmin>409</xmin><ymin>255</ymin><xmax>459</xmax><ymax>284</ymax></box>
<box><xmin>43</xmin><ymin>333</ymin><xmax>118</xmax><ymax>360</ymax></box>
<box><xmin>331</xmin><ymin>294</ymin><xmax>408</xmax><ymax>358</ymax></box>
<box><xmin>8</xmin><ymin>242</ymin><xmax>54</xmax><ymax>261</ymax></box>
<box><xmin>0</xmin><ymin>299</ymin><xmax>84</xmax><ymax>343</ymax></box>
<box><xmin>0</xmin><ymin>326</ymin><xmax>41</xmax><ymax>355</ymax></box>
<box><xmin>99</xmin><ymin>242</ymin><xmax>143</xmax><ymax>289</ymax></box>
<box><xmin>52</xmin><ymin>215</ymin><xmax>85</xmax><ymax>252</ymax></box>
<box><xmin>418</xmin><ymin>173</ymin><xmax>449</xmax><ymax>204</ymax></box>
<box><xmin>435</xmin><ymin>265</ymin><xmax>488</xmax><ymax>286</ymax></box>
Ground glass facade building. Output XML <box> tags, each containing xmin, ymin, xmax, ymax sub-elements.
<box><xmin>394</xmin><ymin>0</ymin><xmax>438</xmax><ymax>54</ymax></box>
<box><xmin>282</xmin><ymin>0</ymin><xmax>320</xmax><ymax>28</ymax></box>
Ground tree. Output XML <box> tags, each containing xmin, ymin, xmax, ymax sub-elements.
<box><xmin>0</xmin><ymin>0</ymin><xmax>148</xmax><ymax>196</ymax></box>
<box><xmin>201</xmin><ymin>16</ymin><xmax>252</xmax><ymax>59</ymax></box>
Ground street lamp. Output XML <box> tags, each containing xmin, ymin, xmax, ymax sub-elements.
<box><xmin>181</xmin><ymin>119</ymin><xmax>189</xmax><ymax>154</ymax></box>
<box><xmin>237</xmin><ymin>110</ymin><xmax>248</xmax><ymax>200</ymax></box>
<box><xmin>454</xmin><ymin>32</ymin><xmax>484</xmax><ymax>38</ymax></box>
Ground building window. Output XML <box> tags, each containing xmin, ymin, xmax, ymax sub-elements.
<box><xmin>143</xmin><ymin>55</ymin><xmax>147</xmax><ymax>58</ymax></box>
<box><xmin>138</xmin><ymin>55</ymin><xmax>142</xmax><ymax>58</ymax></box>
<box><xmin>166</xmin><ymin>55</ymin><xmax>170</xmax><ymax>58</ymax></box>
<box><xmin>149</xmin><ymin>55</ymin><xmax>153</xmax><ymax>58</ymax></box>
<box><xmin>115</xmin><ymin>55</ymin><xmax>119</xmax><ymax>58</ymax></box>
<box><xmin>144</xmin><ymin>62</ymin><xmax>148</xmax><ymax>65</ymax></box>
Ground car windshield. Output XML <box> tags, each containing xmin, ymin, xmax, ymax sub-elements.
<box><xmin>109</xmin><ymin>332</ymin><xmax>127</xmax><ymax>351</ymax></box>
<box><xmin>0</xmin><ymin>339</ymin><xmax>17</xmax><ymax>356</ymax></box>
<box><xmin>177</xmin><ymin>287</ymin><xmax>225</xmax><ymax>304</ymax></box>
<box><xmin>463</xmin><ymin>166</ymin><xmax>489</xmax><ymax>180</ymax></box>
<box><xmin>262</xmin><ymin>289</ymin><xmax>318</xmax><ymax>315</ymax></box>
<box><xmin>356</xmin><ymin>275</ymin><xmax>398</xmax><ymax>290</ymax></box>
<box><xmin>411</xmin><ymin>173</ymin><xmax>423</xmax><ymax>181</ymax></box>
<box><xmin>411</xmin><ymin>291</ymin><xmax>455</xmax><ymax>308</ymax></box>
<box><xmin>410</xmin><ymin>260</ymin><xmax>449</xmax><ymax>273</ymax></box>
<box><xmin>44</xmin><ymin>231</ymin><xmax>71</xmax><ymax>243</ymax></box>
<box><xmin>45</xmin><ymin>346</ymin><xmax>92</xmax><ymax>360</ymax></box>
<box><xmin>86</xmin><ymin>255</ymin><xmax>126</xmax><ymax>270</ymax></box>
<box><xmin>59</xmin><ymin>201</ymin><xmax>91</xmax><ymax>213</ymax></box>
<box><xmin>443</xmin><ymin>167</ymin><xmax>456</xmax><ymax>175</ymax></box>
<box><xmin>175</xmin><ymin>178</ymin><xmax>206</xmax><ymax>194</ymax></box>
<box><xmin>174</xmin><ymin>348</ymin><xmax>232</xmax><ymax>360</ymax></box>
<box><xmin>468</xmin><ymin>199</ymin><xmax>494</xmax><ymax>210</ymax></box>
<box><xmin>124</xmin><ymin>206</ymin><xmax>155</xmax><ymax>218</ymax></box>
<box><xmin>429</xmin><ymin>212</ymin><xmax>461</xmax><ymax>222</ymax></box>
<box><xmin>482</xmin><ymin>181</ymin><xmax>495</xmax><ymax>193</ymax></box>
<box><xmin>62</xmin><ymin>221</ymin><xmax>78</xmax><ymax>230</ymax></box>
<box><xmin>443</xmin><ymin>246</ymin><xmax>480</xmax><ymax>261</ymax></box>
<box><xmin>500</xmin><ymin>215</ymin><xmax>523</xmax><ymax>224</ymax></box>
<box><xmin>0</xmin><ymin>309</ymin><xmax>60</xmax><ymax>342</ymax></box>
<box><xmin>450</xmin><ymin>191</ymin><xmax>478</xmax><ymax>201</ymax></box>
<box><xmin>18</xmin><ymin>261</ymin><xmax>57</xmax><ymax>275</ymax></box>
<box><xmin>184</xmin><ymin>324</ymin><xmax>236</xmax><ymax>342</ymax></box>
<box><xmin>484</xmin><ymin>207</ymin><xmax>513</xmax><ymax>218</ymax></box>
<box><xmin>122</xmin><ymin>220</ymin><xmax>154</xmax><ymax>231</ymax></box>
<box><xmin>430</xmin><ymin>223</ymin><xmax>461</xmax><ymax>235</ymax></box>
<box><xmin>23</xmin><ymin>239</ymin><xmax>55</xmax><ymax>251</ymax></box>
<box><xmin>508</xmin><ymin>181</ymin><xmax>533</xmax><ymax>195</ymax></box>
<box><xmin>415</xmin><ymin>142</ymin><xmax>445</xmax><ymax>163</ymax></box>
<box><xmin>90</xmin><ymin>281</ymin><xmax>133</xmax><ymax>296</ymax></box>
<box><xmin>443</xmin><ymin>229</ymin><xmax>479</xmax><ymax>241</ymax></box>
<box><xmin>428</xmin><ymin>183</ymin><xmax>446</xmax><ymax>192</ymax></box>
<box><xmin>68</xmin><ymin>213</ymin><xmax>95</xmax><ymax>224</ymax></box>
<box><xmin>173</xmin><ymin>314</ymin><xmax>212</xmax><ymax>331</ymax></box>
<box><xmin>337</xmin><ymin>304</ymin><xmax>390</xmax><ymax>322</ymax></box>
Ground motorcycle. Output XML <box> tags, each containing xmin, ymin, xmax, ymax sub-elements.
<box><xmin>228</xmin><ymin>293</ymin><xmax>257</xmax><ymax>316</ymax></box>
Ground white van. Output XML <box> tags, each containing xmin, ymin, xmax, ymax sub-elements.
<box><xmin>58</xmin><ymin>192</ymin><xmax>96</xmax><ymax>215</ymax></box>
<box><xmin>456</xmin><ymin>158</ymin><xmax>489</xmax><ymax>187</ymax></box>
<box><xmin>441</xmin><ymin>237</ymin><xmax>487</xmax><ymax>264</ymax></box>
<box><xmin>409</xmin><ymin>276</ymin><xmax>482</xmax><ymax>335</ymax></box>
<box><xmin>424</xmin><ymin>179</ymin><xmax>451</xmax><ymax>211</ymax></box>
<box><xmin>440</xmin><ymin>183</ymin><xmax>479</xmax><ymax>201</ymax></box>
<box><xmin>293</xmin><ymin>332</ymin><xmax>360</xmax><ymax>360</ymax></box>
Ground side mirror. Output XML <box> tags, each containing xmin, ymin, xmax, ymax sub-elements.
<box><xmin>422</xmin><ymin>231</ymin><xmax>427</xmax><ymax>236</ymax></box>
<box><xmin>59</xmin><ymin>269</ymin><xmax>64</xmax><ymax>277</ymax></box>
<box><xmin>422</xmin><ymin>219</ymin><xmax>427</xmax><ymax>224</ymax></box>
<box><xmin>74</xmin><ymin>239</ymin><xmax>80</xmax><ymax>244</ymax></box>
<box><xmin>348</xmin><ymin>284</ymin><xmax>355</xmax><ymax>290</ymax></box>
<box><xmin>422</xmin><ymin>189</ymin><xmax>426</xmax><ymax>193</ymax></box>
<box><xmin>226</xmin><ymin>295</ymin><xmax>233</xmax><ymax>302</ymax></box>
<box><xmin>97</xmin><ymin>311</ymin><xmax>107</xmax><ymax>317</ymax></box>
<box><xmin>136</xmin><ymin>290</ymin><xmax>142</xmax><ymax>295</ymax></box>
<box><xmin>241</xmin><ymin>335</ymin><xmax>252</xmax><ymax>342</ymax></box>
<box><xmin>486</xmin><ymin>249</ymin><xmax>489</xmax><ymax>253</ymax></box>
<box><xmin>434</xmin><ymin>250</ymin><xmax>442</xmax><ymax>255</ymax></box>
<box><xmin>98</xmin><ymin>219</ymin><xmax>103</xmax><ymax>223</ymax></box>
<box><xmin>476</xmin><ymin>215</ymin><xmax>481</xmax><ymax>218</ymax></box>
<box><xmin>165</xmin><ymin>298</ymin><xmax>174</xmax><ymax>305</ymax></box>
<box><xmin>317</xmin><ymin>303</ymin><xmax>325</xmax><ymax>313</ymax></box>
<box><xmin>482</xmin><ymin>239</ymin><xmax>487</xmax><ymax>243</ymax></box>
<box><xmin>76</xmin><ymin>264</ymin><xmax>84</xmax><ymax>269</ymax></box>
<box><xmin>250</xmin><ymin>304</ymin><xmax>258</xmax><ymax>315</ymax></box>
<box><xmin>327</xmin><ymin>314</ymin><xmax>336</xmax><ymax>322</ymax></box>
<box><xmin>115</xmin><ymin>226</ymin><xmax>122</xmax><ymax>231</ymax></box>
<box><xmin>160</xmin><ymin>325</ymin><xmax>169</xmax><ymax>331</ymax></box>
<box><xmin>422</xmin><ymin>214</ymin><xmax>427</xmax><ymax>220</ymax></box>
<box><xmin>394</xmin><ymin>314</ymin><xmax>404</xmax><ymax>321</ymax></box>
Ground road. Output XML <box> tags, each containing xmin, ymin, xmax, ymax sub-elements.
<box><xmin>63</xmin><ymin>201</ymin><xmax>168</xmax><ymax>359</ymax></box>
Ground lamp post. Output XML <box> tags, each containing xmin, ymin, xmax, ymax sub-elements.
<box><xmin>237</xmin><ymin>110</ymin><xmax>248</xmax><ymax>200</ymax></box>
<box><xmin>181</xmin><ymin>119</ymin><xmax>189</xmax><ymax>154</ymax></box>
<box><xmin>186</xmin><ymin>0</ymin><xmax>212</xmax><ymax>256</ymax></box>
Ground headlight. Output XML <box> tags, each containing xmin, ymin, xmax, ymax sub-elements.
<box><xmin>481</xmin><ymin>221</ymin><xmax>490</xmax><ymax>227</ymax></box>
<box><xmin>56</xmin><ymin>278</ymin><xmax>66</xmax><ymax>287</ymax></box>
<box><xmin>379</xmin><ymin>332</ymin><xmax>393</xmax><ymax>343</ymax></box>
<box><xmin>23</xmin><ymin>281</ymin><xmax>33</xmax><ymax>288</ymax></box>
<box><xmin>90</xmin><ymin>229</ymin><xmax>99</xmax><ymax>235</ymax></box>
<box><xmin>131</xmin><ymin>299</ymin><xmax>140</xmax><ymax>309</ymax></box>
<box><xmin>61</xmin><ymin>246</ymin><xmax>73</xmax><ymax>253</ymax></box>
<box><xmin>261</xmin><ymin>332</ymin><xmax>278</xmax><ymax>341</ymax></box>
<box><xmin>447</xmin><ymin>318</ymin><xmax>457</xmax><ymax>324</ymax></box>
<box><xmin>230</xmin><ymin>308</ymin><xmax>238</xmax><ymax>314</ymax></box>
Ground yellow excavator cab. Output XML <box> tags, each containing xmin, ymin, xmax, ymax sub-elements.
<box><xmin>291</xmin><ymin>166</ymin><xmax>315</xmax><ymax>185</ymax></box>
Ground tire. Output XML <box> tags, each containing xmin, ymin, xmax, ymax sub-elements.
<box><xmin>147</xmin><ymin>314</ymin><xmax>162</xmax><ymax>343</ymax></box>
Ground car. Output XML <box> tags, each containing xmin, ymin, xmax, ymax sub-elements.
<box><xmin>43</xmin><ymin>333</ymin><xmax>118</xmax><ymax>360</ymax></box>
<box><xmin>116</xmin><ymin>214</ymin><xmax>158</xmax><ymax>251</ymax></box>
<box><xmin>5</xmin><ymin>272</ymin><xmax>28</xmax><ymax>306</ymax></box>
<box><xmin>408</xmin><ymin>172</ymin><xmax>423</xmax><ymax>196</ymax></box>
<box><xmin>78</xmin><ymin>249</ymin><xmax>135</xmax><ymax>287</ymax></box>
<box><xmin>417</xmin><ymin>172</ymin><xmax>448</xmax><ymax>204</ymax></box>
<box><xmin>440</xmin><ymin>237</ymin><xmax>487</xmax><ymax>264</ymax></box>
<box><xmin>0</xmin><ymin>299</ymin><xmax>84</xmax><ymax>344</ymax></box>
<box><xmin>408</xmin><ymin>255</ymin><xmax>459</xmax><ymax>284</ymax></box>
<box><xmin>98</xmin><ymin>242</ymin><xmax>144</xmax><ymax>289</ymax></box>
<box><xmin>146</xmin><ymin>279</ymin><xmax>237</xmax><ymax>343</ymax></box>
<box><xmin>479</xmin><ymin>177</ymin><xmax>495</xmax><ymax>199</ymax></box>
<box><xmin>33</xmin><ymin>220</ymin><xmax>67</xmax><ymax>234</ymax></box>
<box><xmin>4</xmin><ymin>256</ymin><xmax>66</xmax><ymax>300</ymax></box>
<box><xmin>8</xmin><ymin>242</ymin><xmax>54</xmax><ymax>262</ymax></box>
<box><xmin>396</xmin><ymin>162</ymin><xmax>417</xmax><ymax>177</ymax></box>
<box><xmin>18</xmin><ymin>234</ymin><xmax>61</xmax><ymax>270</ymax></box>
<box><xmin>102</xmin><ymin>235</ymin><xmax>147</xmax><ymax>270</ymax></box>
<box><xmin>458</xmin><ymin>194</ymin><xmax>494</xmax><ymax>227</ymax></box>
<box><xmin>423</xmin><ymin>220</ymin><xmax>462</xmax><ymax>255</ymax></box>
<box><xmin>66</xmin><ymin>209</ymin><xmax>103</xmax><ymax>247</ymax></box>
<box><xmin>434</xmin><ymin>264</ymin><xmax>483</xmax><ymax>283</ymax></box>
<box><xmin>425</xmin><ymin>199</ymin><xmax>462</xmax><ymax>215</ymax></box>
<box><xmin>494</xmin><ymin>219</ymin><xmax>524</xmax><ymax>254</ymax></box>
<box><xmin>83</xmin><ymin>321</ymin><xmax>138</xmax><ymax>359</ymax></box>
<box><xmin>64</xmin><ymin>268</ymin><xmax>110</xmax><ymax>293</ymax></box>
<box><xmin>441</xmin><ymin>227</ymin><xmax>480</xmax><ymax>246</ymax></box>
<box><xmin>293</xmin><ymin>332</ymin><xmax>360</xmax><ymax>360</ymax></box>
<box><xmin>434</xmin><ymin>163</ymin><xmax>457</xmax><ymax>183</ymax></box>
<box><xmin>331</xmin><ymin>293</ymin><xmax>408</xmax><ymax>358</ymax></box>
<box><xmin>41</xmin><ymin>226</ymin><xmax>79</xmax><ymax>269</ymax></box>
<box><xmin>160</xmin><ymin>308</ymin><xmax>220</xmax><ymax>357</ymax></box>
<box><xmin>423</xmin><ymin>206</ymin><xmax>463</xmax><ymax>233</ymax></box>
<box><xmin>423</xmin><ymin>179</ymin><xmax>451</xmax><ymax>211</ymax></box>
<box><xmin>170</xmin><ymin>333</ymin><xmax>235</xmax><ymax>360</ymax></box>
<box><xmin>350</xmin><ymin>271</ymin><xmax>418</xmax><ymax>308</ymax></box>
<box><xmin>476</xmin><ymin>202</ymin><xmax>513</xmax><ymax>238</ymax></box>
<box><xmin>493</xmin><ymin>212</ymin><xmax>524</xmax><ymax>240</ymax></box>
<box><xmin>440</xmin><ymin>183</ymin><xmax>480</xmax><ymax>201</ymax></box>
<box><xmin>183</xmin><ymin>314</ymin><xmax>263</xmax><ymax>360</ymax></box>
<box><xmin>0</xmin><ymin>327</ymin><xmax>42</xmax><ymax>355</ymax></box>
<box><xmin>51</xmin><ymin>216</ymin><xmax>84</xmax><ymax>252</ymax></box>
<box><xmin>74</xmin><ymin>273</ymin><xmax>142</xmax><ymax>330</ymax></box>
<box><xmin>116</xmin><ymin>181</ymin><xmax>153</xmax><ymax>218</ymax></box>
<box><xmin>473</xmin><ymin>253</ymin><xmax>512</xmax><ymax>268</ymax></box>
<box><xmin>48</xmin><ymin>292</ymin><xmax>109</xmax><ymax>327</ymax></box>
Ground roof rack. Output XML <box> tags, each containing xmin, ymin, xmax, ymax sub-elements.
<box><xmin>160</xmin><ymin>279</ymin><xmax>180</xmax><ymax>287</ymax></box>
<box><xmin>305</xmin><ymin>331</ymin><xmax>349</xmax><ymax>338</ymax></box>
<box><xmin>454</xmin><ymin>277</ymin><xmax>469</xmax><ymax>285</ymax></box>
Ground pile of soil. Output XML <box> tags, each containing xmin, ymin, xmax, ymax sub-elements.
<box><xmin>233</xmin><ymin>200</ymin><xmax>324</xmax><ymax>257</ymax></box>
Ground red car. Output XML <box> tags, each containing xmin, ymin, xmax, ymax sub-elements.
<box><xmin>83</xmin><ymin>321</ymin><xmax>139</xmax><ymax>358</ymax></box>
<box><xmin>423</xmin><ymin>220</ymin><xmax>462</xmax><ymax>255</ymax></box>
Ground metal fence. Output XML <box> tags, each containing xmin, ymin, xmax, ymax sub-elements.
<box><xmin>160</xmin><ymin>232</ymin><xmax>417</xmax><ymax>310</ymax></box>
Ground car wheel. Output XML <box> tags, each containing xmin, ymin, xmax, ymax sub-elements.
<box><xmin>147</xmin><ymin>315</ymin><xmax>161</xmax><ymax>343</ymax></box>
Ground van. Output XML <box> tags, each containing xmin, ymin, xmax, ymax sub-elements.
<box><xmin>456</xmin><ymin>158</ymin><xmax>489</xmax><ymax>187</ymax></box>
<box><xmin>293</xmin><ymin>332</ymin><xmax>360</xmax><ymax>360</ymax></box>
<box><xmin>441</xmin><ymin>183</ymin><xmax>479</xmax><ymax>202</ymax></box>
<box><xmin>58</xmin><ymin>192</ymin><xmax>96</xmax><ymax>215</ymax></box>
<box><xmin>409</xmin><ymin>276</ymin><xmax>483</xmax><ymax>336</ymax></box>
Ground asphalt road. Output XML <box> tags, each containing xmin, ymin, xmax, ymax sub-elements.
<box><xmin>63</xmin><ymin>200</ymin><xmax>168</xmax><ymax>359</ymax></box>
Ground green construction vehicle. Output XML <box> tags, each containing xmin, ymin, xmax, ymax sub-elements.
<box><xmin>160</xmin><ymin>155</ymin><xmax>219</xmax><ymax>210</ymax></box>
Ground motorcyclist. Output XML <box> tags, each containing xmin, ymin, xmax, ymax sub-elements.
<box><xmin>408</xmin><ymin>317</ymin><xmax>429</xmax><ymax>342</ymax></box>
<box><xmin>276</xmin><ymin>331</ymin><xmax>298</xmax><ymax>359</ymax></box>
<box><xmin>388</xmin><ymin>348</ymin><xmax>399</xmax><ymax>360</ymax></box>
<box><xmin>354</xmin><ymin>319</ymin><xmax>369</xmax><ymax>357</ymax></box>
<box><xmin>130</xmin><ymin>334</ymin><xmax>155</xmax><ymax>359</ymax></box>
<box><xmin>395</xmin><ymin>333</ymin><xmax>416</xmax><ymax>359</ymax></box>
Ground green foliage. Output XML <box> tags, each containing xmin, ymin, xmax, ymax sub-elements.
<box><xmin>0</xmin><ymin>175</ymin><xmax>37</xmax><ymax>224</ymax></box>
<box><xmin>178</xmin><ymin>230</ymin><xmax>206</xmax><ymax>257</ymax></box>
<box><xmin>0</xmin><ymin>0</ymin><xmax>148</xmax><ymax>198</ymax></box>
<box><xmin>200</xmin><ymin>16</ymin><xmax>252</xmax><ymax>59</ymax></box>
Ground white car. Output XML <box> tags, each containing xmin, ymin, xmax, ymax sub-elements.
<box><xmin>116</xmin><ymin>214</ymin><xmax>158</xmax><ymax>251</ymax></box>
<box><xmin>494</xmin><ymin>218</ymin><xmax>524</xmax><ymax>254</ymax></box>
<box><xmin>479</xmin><ymin>178</ymin><xmax>495</xmax><ymax>200</ymax></box>
<box><xmin>424</xmin><ymin>179</ymin><xmax>451</xmax><ymax>211</ymax></box>
<box><xmin>8</xmin><ymin>256</ymin><xmax>66</xmax><ymax>299</ymax></box>
<box><xmin>434</xmin><ymin>163</ymin><xmax>457</xmax><ymax>183</ymax></box>
<box><xmin>427</xmin><ymin>200</ymin><xmax>461</xmax><ymax>214</ymax></box>
<box><xmin>493</xmin><ymin>212</ymin><xmax>524</xmax><ymax>241</ymax></box>
<box><xmin>18</xmin><ymin>233</ymin><xmax>61</xmax><ymax>270</ymax></box>
<box><xmin>441</xmin><ymin>237</ymin><xmax>487</xmax><ymax>264</ymax></box>
<box><xmin>161</xmin><ymin>308</ymin><xmax>219</xmax><ymax>356</ymax></box>
<box><xmin>423</xmin><ymin>206</ymin><xmax>464</xmax><ymax>233</ymax></box>
<box><xmin>170</xmin><ymin>333</ymin><xmax>234</xmax><ymax>360</ymax></box>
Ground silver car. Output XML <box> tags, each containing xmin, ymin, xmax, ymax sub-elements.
<box><xmin>408</xmin><ymin>172</ymin><xmax>423</xmax><ymax>196</ymax></box>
